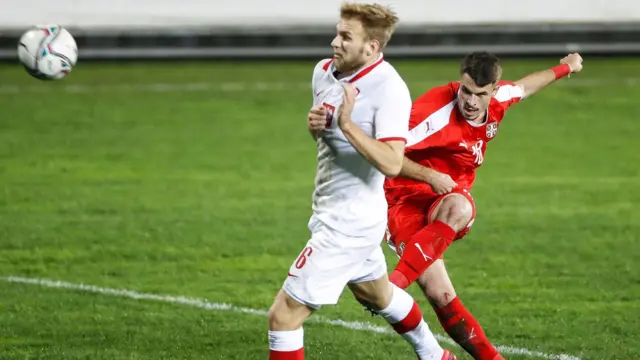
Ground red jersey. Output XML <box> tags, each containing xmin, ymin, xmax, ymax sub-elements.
<box><xmin>384</xmin><ymin>80</ymin><xmax>525</xmax><ymax>200</ymax></box>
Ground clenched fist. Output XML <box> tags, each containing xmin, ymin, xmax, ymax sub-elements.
<box><xmin>308</xmin><ymin>105</ymin><xmax>328</xmax><ymax>132</ymax></box>
<box><xmin>560</xmin><ymin>53</ymin><xmax>583</xmax><ymax>74</ymax></box>
<box><xmin>427</xmin><ymin>171</ymin><xmax>458</xmax><ymax>195</ymax></box>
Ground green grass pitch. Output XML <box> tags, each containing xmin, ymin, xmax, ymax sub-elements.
<box><xmin>0</xmin><ymin>57</ymin><xmax>638</xmax><ymax>360</ymax></box>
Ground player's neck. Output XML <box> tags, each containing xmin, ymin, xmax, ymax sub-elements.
<box><xmin>335</xmin><ymin>54</ymin><xmax>380</xmax><ymax>80</ymax></box>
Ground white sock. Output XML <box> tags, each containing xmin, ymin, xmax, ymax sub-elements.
<box><xmin>378</xmin><ymin>284</ymin><xmax>444</xmax><ymax>360</ymax></box>
<box><xmin>268</xmin><ymin>328</ymin><xmax>304</xmax><ymax>352</ymax></box>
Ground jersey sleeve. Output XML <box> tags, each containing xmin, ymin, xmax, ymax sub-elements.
<box><xmin>374</xmin><ymin>77</ymin><xmax>411</xmax><ymax>143</ymax></box>
<box><xmin>311</xmin><ymin>58</ymin><xmax>332</xmax><ymax>104</ymax></box>
<box><xmin>494</xmin><ymin>80</ymin><xmax>526</xmax><ymax>110</ymax></box>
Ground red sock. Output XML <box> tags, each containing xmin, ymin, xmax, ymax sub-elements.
<box><xmin>434</xmin><ymin>297</ymin><xmax>500</xmax><ymax>360</ymax></box>
<box><xmin>269</xmin><ymin>349</ymin><xmax>304</xmax><ymax>360</ymax></box>
<box><xmin>390</xmin><ymin>220</ymin><xmax>456</xmax><ymax>289</ymax></box>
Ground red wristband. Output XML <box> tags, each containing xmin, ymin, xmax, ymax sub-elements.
<box><xmin>551</xmin><ymin>64</ymin><xmax>572</xmax><ymax>80</ymax></box>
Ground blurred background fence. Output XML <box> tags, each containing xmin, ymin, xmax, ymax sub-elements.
<box><xmin>1</xmin><ymin>0</ymin><xmax>639</xmax><ymax>60</ymax></box>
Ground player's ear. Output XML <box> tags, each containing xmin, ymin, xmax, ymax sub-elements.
<box><xmin>368</xmin><ymin>39</ymin><xmax>380</xmax><ymax>56</ymax></box>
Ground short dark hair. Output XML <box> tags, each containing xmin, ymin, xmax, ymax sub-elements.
<box><xmin>460</xmin><ymin>52</ymin><xmax>502</xmax><ymax>87</ymax></box>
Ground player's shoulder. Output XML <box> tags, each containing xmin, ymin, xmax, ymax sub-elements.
<box><xmin>313</xmin><ymin>58</ymin><xmax>334</xmax><ymax>74</ymax></box>
<box><xmin>312</xmin><ymin>58</ymin><xmax>334</xmax><ymax>78</ymax></box>
<box><xmin>412</xmin><ymin>81</ymin><xmax>458</xmax><ymax>112</ymax></box>
<box><xmin>407</xmin><ymin>82</ymin><xmax>457</xmax><ymax>127</ymax></box>
<box><xmin>488</xmin><ymin>80</ymin><xmax>525</xmax><ymax>120</ymax></box>
<box><xmin>377</xmin><ymin>60</ymin><xmax>402</xmax><ymax>77</ymax></box>
<box><xmin>493</xmin><ymin>80</ymin><xmax>526</xmax><ymax>102</ymax></box>
<box><xmin>312</xmin><ymin>58</ymin><xmax>334</xmax><ymax>89</ymax></box>
<box><xmin>359</xmin><ymin>60</ymin><xmax>410</xmax><ymax>102</ymax></box>
<box><xmin>362</xmin><ymin>59</ymin><xmax>406</xmax><ymax>85</ymax></box>
<box><xmin>377</xmin><ymin>61</ymin><xmax>409</xmax><ymax>90</ymax></box>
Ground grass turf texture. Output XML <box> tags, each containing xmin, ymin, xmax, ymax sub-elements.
<box><xmin>0</xmin><ymin>58</ymin><xmax>638</xmax><ymax>360</ymax></box>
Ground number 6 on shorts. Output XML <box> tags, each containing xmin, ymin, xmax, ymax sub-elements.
<box><xmin>295</xmin><ymin>246</ymin><xmax>313</xmax><ymax>269</ymax></box>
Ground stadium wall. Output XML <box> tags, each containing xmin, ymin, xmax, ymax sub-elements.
<box><xmin>1</xmin><ymin>0</ymin><xmax>639</xmax><ymax>60</ymax></box>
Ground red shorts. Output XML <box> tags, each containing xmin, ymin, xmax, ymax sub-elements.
<box><xmin>385</xmin><ymin>188</ymin><xmax>476</xmax><ymax>257</ymax></box>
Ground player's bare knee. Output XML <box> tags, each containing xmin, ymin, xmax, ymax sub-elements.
<box><xmin>435</xmin><ymin>195</ymin><xmax>473</xmax><ymax>232</ymax></box>
<box><xmin>267</xmin><ymin>306</ymin><xmax>305</xmax><ymax>331</ymax></box>
<box><xmin>349</xmin><ymin>279</ymin><xmax>393</xmax><ymax>311</ymax></box>
<box><xmin>363</xmin><ymin>291</ymin><xmax>393</xmax><ymax>311</ymax></box>
<box><xmin>268</xmin><ymin>290</ymin><xmax>308</xmax><ymax>330</ymax></box>
<box><xmin>353</xmin><ymin>295</ymin><xmax>376</xmax><ymax>311</ymax></box>
<box><xmin>267</xmin><ymin>302</ymin><xmax>288</xmax><ymax>330</ymax></box>
<box><xmin>267</xmin><ymin>300</ymin><xmax>290</xmax><ymax>330</ymax></box>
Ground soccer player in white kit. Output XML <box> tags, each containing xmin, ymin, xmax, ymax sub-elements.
<box><xmin>266</xmin><ymin>3</ymin><xmax>456</xmax><ymax>360</ymax></box>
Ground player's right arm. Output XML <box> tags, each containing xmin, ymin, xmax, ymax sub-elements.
<box><xmin>514</xmin><ymin>53</ymin><xmax>583</xmax><ymax>98</ymax></box>
<box><xmin>400</xmin><ymin>157</ymin><xmax>457</xmax><ymax>195</ymax></box>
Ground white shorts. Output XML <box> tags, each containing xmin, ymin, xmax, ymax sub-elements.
<box><xmin>282</xmin><ymin>216</ymin><xmax>387</xmax><ymax>309</ymax></box>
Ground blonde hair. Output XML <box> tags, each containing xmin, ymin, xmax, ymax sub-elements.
<box><xmin>340</xmin><ymin>2</ymin><xmax>399</xmax><ymax>49</ymax></box>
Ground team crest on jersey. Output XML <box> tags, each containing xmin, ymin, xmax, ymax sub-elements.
<box><xmin>486</xmin><ymin>122</ymin><xmax>498</xmax><ymax>138</ymax></box>
<box><xmin>323</xmin><ymin>103</ymin><xmax>336</xmax><ymax>127</ymax></box>
<box><xmin>397</xmin><ymin>242</ymin><xmax>406</xmax><ymax>256</ymax></box>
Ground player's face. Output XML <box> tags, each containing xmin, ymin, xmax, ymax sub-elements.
<box><xmin>457</xmin><ymin>73</ymin><xmax>498</xmax><ymax>121</ymax></box>
<box><xmin>331</xmin><ymin>18</ymin><xmax>376</xmax><ymax>73</ymax></box>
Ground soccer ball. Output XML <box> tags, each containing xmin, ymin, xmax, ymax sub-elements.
<box><xmin>17</xmin><ymin>25</ymin><xmax>78</xmax><ymax>80</ymax></box>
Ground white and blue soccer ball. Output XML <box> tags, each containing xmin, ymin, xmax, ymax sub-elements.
<box><xmin>17</xmin><ymin>25</ymin><xmax>78</xmax><ymax>80</ymax></box>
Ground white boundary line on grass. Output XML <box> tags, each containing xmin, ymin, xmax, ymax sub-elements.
<box><xmin>0</xmin><ymin>77</ymin><xmax>637</xmax><ymax>94</ymax></box>
<box><xmin>2</xmin><ymin>276</ymin><xmax>582</xmax><ymax>360</ymax></box>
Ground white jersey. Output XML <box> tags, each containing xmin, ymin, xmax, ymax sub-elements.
<box><xmin>309</xmin><ymin>55</ymin><xmax>412</xmax><ymax>238</ymax></box>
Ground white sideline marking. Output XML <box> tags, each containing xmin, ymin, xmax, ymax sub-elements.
<box><xmin>0</xmin><ymin>77</ymin><xmax>636</xmax><ymax>94</ymax></box>
<box><xmin>2</xmin><ymin>276</ymin><xmax>581</xmax><ymax>360</ymax></box>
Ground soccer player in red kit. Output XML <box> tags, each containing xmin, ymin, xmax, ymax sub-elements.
<box><xmin>384</xmin><ymin>51</ymin><xmax>584</xmax><ymax>360</ymax></box>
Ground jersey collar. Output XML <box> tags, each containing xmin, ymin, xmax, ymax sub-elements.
<box><xmin>331</xmin><ymin>54</ymin><xmax>384</xmax><ymax>83</ymax></box>
<box><xmin>465</xmin><ymin>110</ymin><xmax>489</xmax><ymax>127</ymax></box>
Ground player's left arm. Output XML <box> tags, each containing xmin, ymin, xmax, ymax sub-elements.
<box><xmin>337</xmin><ymin>81</ymin><xmax>410</xmax><ymax>178</ymax></box>
<box><xmin>308</xmin><ymin>59</ymin><xmax>330</xmax><ymax>140</ymax></box>
<box><xmin>513</xmin><ymin>53</ymin><xmax>584</xmax><ymax>98</ymax></box>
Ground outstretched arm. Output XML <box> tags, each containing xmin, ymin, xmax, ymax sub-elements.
<box><xmin>515</xmin><ymin>53</ymin><xmax>584</xmax><ymax>98</ymax></box>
